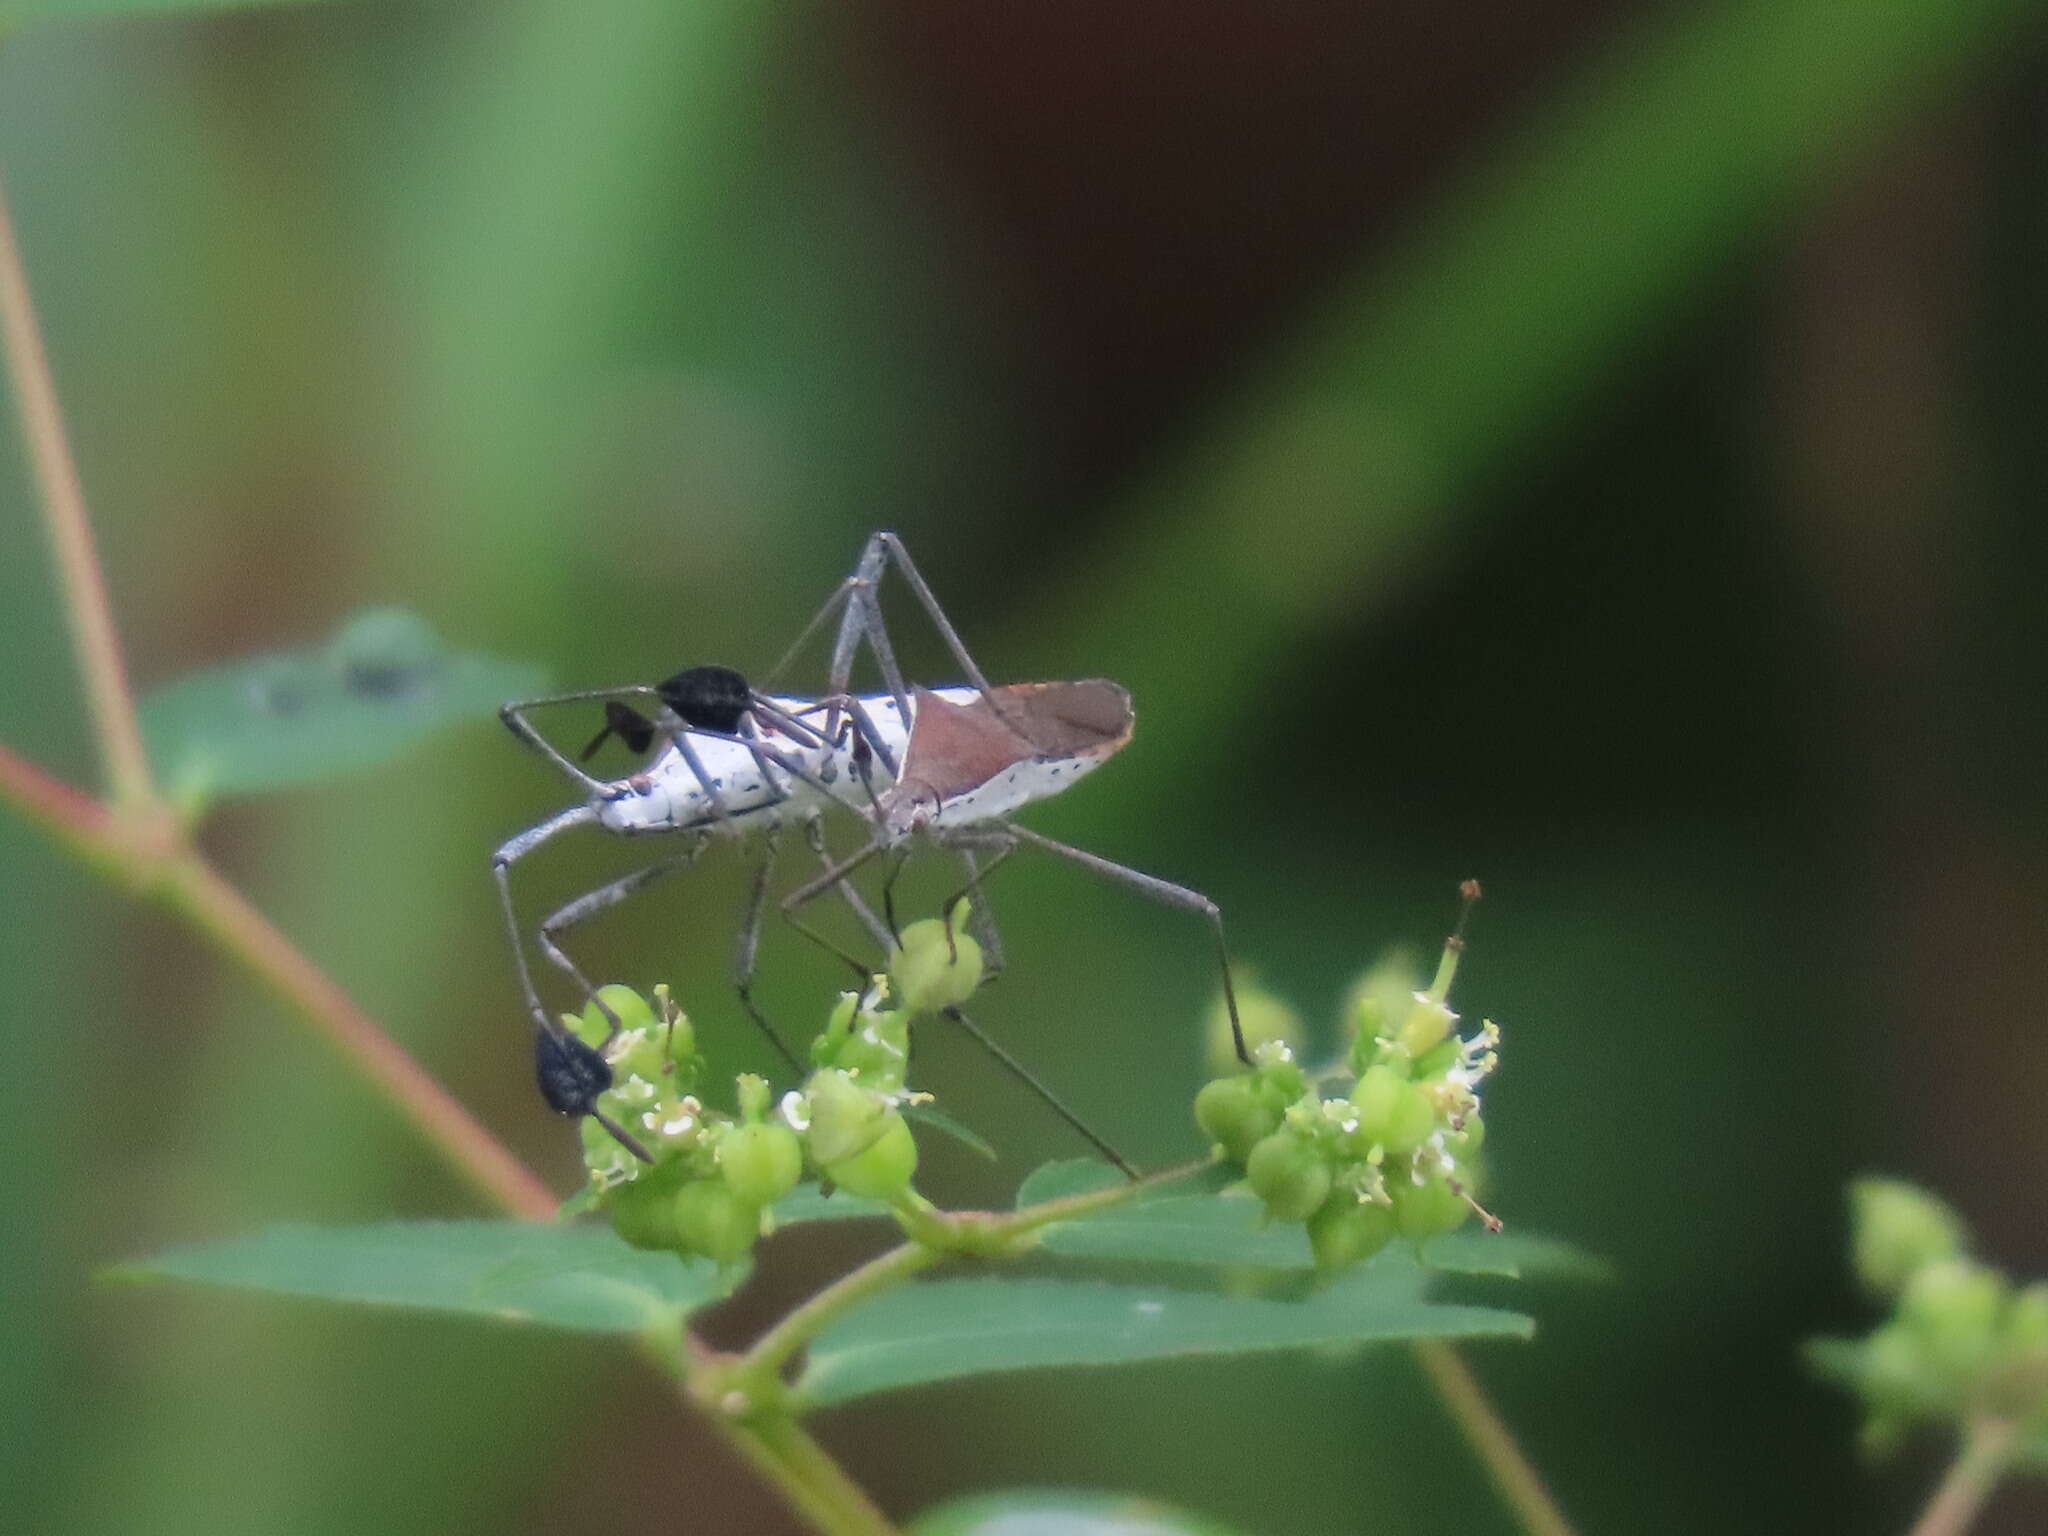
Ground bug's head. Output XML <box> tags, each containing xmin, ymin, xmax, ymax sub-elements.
<box><xmin>657</xmin><ymin>665</ymin><xmax>752</xmax><ymax>734</ymax></box>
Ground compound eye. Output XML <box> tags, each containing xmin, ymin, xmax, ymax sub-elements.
<box><xmin>657</xmin><ymin>665</ymin><xmax>751</xmax><ymax>733</ymax></box>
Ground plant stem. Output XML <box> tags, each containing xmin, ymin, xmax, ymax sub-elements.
<box><xmin>741</xmin><ymin>1240</ymin><xmax>941</xmax><ymax>1390</ymax></box>
<box><xmin>742</xmin><ymin>1415</ymin><xmax>902</xmax><ymax>1536</ymax></box>
<box><xmin>1414</xmin><ymin>1339</ymin><xmax>1579</xmax><ymax>1536</ymax></box>
<box><xmin>165</xmin><ymin>850</ymin><xmax>557</xmax><ymax>1218</ymax></box>
<box><xmin>736</xmin><ymin>1159</ymin><xmax>1209</xmax><ymax>1394</ymax></box>
<box><xmin>0</xmin><ymin>741</ymin><xmax>555</xmax><ymax>1219</ymax></box>
<box><xmin>1906</xmin><ymin>1418</ymin><xmax>2019</xmax><ymax>1536</ymax></box>
<box><xmin>0</xmin><ymin>168</ymin><xmax>153</xmax><ymax>810</ymax></box>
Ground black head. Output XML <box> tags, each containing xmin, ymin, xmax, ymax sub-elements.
<box><xmin>534</xmin><ymin>1025</ymin><xmax>612</xmax><ymax>1117</ymax></box>
<box><xmin>658</xmin><ymin>665</ymin><xmax>752</xmax><ymax>734</ymax></box>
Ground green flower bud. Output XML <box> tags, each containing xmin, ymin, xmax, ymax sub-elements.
<box><xmin>1349</xmin><ymin>1066</ymin><xmax>1437</xmax><ymax>1155</ymax></box>
<box><xmin>1249</xmin><ymin>1042</ymin><xmax>1307</xmax><ymax>1107</ymax></box>
<box><xmin>1245</xmin><ymin>1130</ymin><xmax>1332</xmax><ymax>1223</ymax></box>
<box><xmin>578</xmin><ymin>984</ymin><xmax>657</xmax><ymax>1044</ymax></box>
<box><xmin>1343</xmin><ymin>952</ymin><xmax>1425</xmax><ymax>1074</ymax></box>
<box><xmin>813</xmin><ymin>990</ymin><xmax>861</xmax><ymax>1067</ymax></box>
<box><xmin>1206</xmin><ymin>975</ymin><xmax>1305</xmax><ymax>1079</ymax></box>
<box><xmin>1395</xmin><ymin>995</ymin><xmax>1457</xmax><ymax>1057</ymax></box>
<box><xmin>889</xmin><ymin>902</ymin><xmax>984</xmax><ymax>1013</ymax></box>
<box><xmin>1850</xmin><ymin>1179</ymin><xmax>1967</xmax><ymax>1298</ymax></box>
<box><xmin>1194</xmin><ymin>1076</ymin><xmax>1281</xmax><ymax>1166</ymax></box>
<box><xmin>1897</xmin><ymin>1259</ymin><xmax>2008</xmax><ymax>1389</ymax></box>
<box><xmin>1391</xmin><ymin>1171</ymin><xmax>1470</xmax><ymax>1240</ymax></box>
<box><xmin>673</xmin><ymin>1178</ymin><xmax>761</xmax><ymax>1265</ymax></box>
<box><xmin>719</xmin><ymin>1121</ymin><xmax>805</xmax><ymax>1208</ymax></box>
<box><xmin>822</xmin><ymin>1112</ymin><xmax>918</xmax><ymax>1200</ymax></box>
<box><xmin>1308</xmin><ymin>1193</ymin><xmax>1396</xmax><ymax>1274</ymax></box>
<box><xmin>804</xmin><ymin>1069</ymin><xmax>889</xmax><ymax>1167</ymax></box>
<box><xmin>1410</xmin><ymin>1037</ymin><xmax>1462</xmax><ymax>1081</ymax></box>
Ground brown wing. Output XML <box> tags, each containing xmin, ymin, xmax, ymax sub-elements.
<box><xmin>896</xmin><ymin>681</ymin><xmax>1133</xmax><ymax>803</ymax></box>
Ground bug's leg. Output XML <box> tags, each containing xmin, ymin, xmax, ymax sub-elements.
<box><xmin>871</xmin><ymin>532</ymin><xmax>1002</xmax><ymax>701</ymax></box>
<box><xmin>778</xmin><ymin>820</ymin><xmax>890</xmax><ymax>977</ymax></box>
<box><xmin>534</xmin><ymin>833</ymin><xmax>714</xmax><ymax>1041</ymax></box>
<box><xmin>939</xmin><ymin>1004</ymin><xmax>1136</xmax><ymax>1177</ymax></box>
<box><xmin>666</xmin><ymin>730</ymin><xmax>736</xmax><ymax>825</ymax></box>
<box><xmin>999</xmin><ymin>822</ymin><xmax>1247</xmax><ymax>1065</ymax></box>
<box><xmin>731</xmin><ymin>827</ymin><xmax>806</xmax><ymax>1073</ymax></box>
<box><xmin>766</xmin><ymin>563</ymin><xmax>862</xmax><ymax>691</ymax></box>
<box><xmin>878</xmin><ymin>847</ymin><xmax>918</xmax><ymax>945</ymax></box>
<box><xmin>936</xmin><ymin>844</ymin><xmax>1015</xmax><ymax>971</ymax></box>
<box><xmin>492</xmin><ymin>805</ymin><xmax>601</xmax><ymax>1031</ymax></box>
<box><xmin>500</xmin><ymin>686</ymin><xmax>665</xmax><ymax>794</ymax></box>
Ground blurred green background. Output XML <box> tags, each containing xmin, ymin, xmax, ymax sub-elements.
<box><xmin>5</xmin><ymin>1</ymin><xmax>2048</xmax><ymax>1531</ymax></box>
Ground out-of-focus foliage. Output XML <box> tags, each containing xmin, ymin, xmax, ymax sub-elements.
<box><xmin>139</xmin><ymin>608</ymin><xmax>544</xmax><ymax>804</ymax></box>
<box><xmin>6</xmin><ymin>0</ymin><xmax>2048</xmax><ymax>1532</ymax></box>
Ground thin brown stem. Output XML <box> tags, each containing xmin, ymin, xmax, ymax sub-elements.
<box><xmin>1906</xmin><ymin>1417</ymin><xmax>2019</xmax><ymax>1536</ymax></box>
<box><xmin>164</xmin><ymin>853</ymin><xmax>556</xmax><ymax>1218</ymax></box>
<box><xmin>0</xmin><ymin>740</ymin><xmax>553</xmax><ymax>1219</ymax></box>
<box><xmin>1414</xmin><ymin>1340</ymin><xmax>1579</xmax><ymax>1536</ymax></box>
<box><xmin>0</xmin><ymin>168</ymin><xmax>153</xmax><ymax>809</ymax></box>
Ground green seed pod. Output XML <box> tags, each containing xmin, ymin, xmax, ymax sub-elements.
<box><xmin>607</xmin><ymin>1161</ymin><xmax>689</xmax><ymax>1252</ymax></box>
<box><xmin>673</xmin><ymin>1178</ymin><xmax>762</xmax><ymax>1265</ymax></box>
<box><xmin>1206</xmin><ymin>976</ymin><xmax>1305</xmax><ymax>1079</ymax></box>
<box><xmin>1850</xmin><ymin>1179</ymin><xmax>1968</xmax><ymax>1298</ymax></box>
<box><xmin>1194</xmin><ymin>1076</ymin><xmax>1280</xmax><ymax>1165</ymax></box>
<box><xmin>1351</xmin><ymin>1066</ymin><xmax>1437</xmax><ymax>1155</ymax></box>
<box><xmin>889</xmin><ymin>904</ymin><xmax>985</xmax><ymax>1014</ymax></box>
<box><xmin>719</xmin><ymin>1121</ymin><xmax>805</xmax><ymax>1208</ymax></box>
<box><xmin>804</xmin><ymin>1068</ymin><xmax>889</xmax><ymax>1167</ymax></box>
<box><xmin>1391</xmin><ymin>1172</ymin><xmax>1470</xmax><ymax>1239</ymax></box>
<box><xmin>822</xmin><ymin>1112</ymin><xmax>918</xmax><ymax>1200</ymax></box>
<box><xmin>1308</xmin><ymin>1193</ymin><xmax>1397</xmax><ymax>1274</ymax></box>
<box><xmin>1245</xmin><ymin>1131</ymin><xmax>1332</xmax><ymax>1223</ymax></box>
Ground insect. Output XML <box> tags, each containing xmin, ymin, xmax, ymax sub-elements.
<box><xmin>492</xmin><ymin>531</ymin><xmax>1242</xmax><ymax>1170</ymax></box>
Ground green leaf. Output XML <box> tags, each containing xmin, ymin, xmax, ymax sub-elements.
<box><xmin>106</xmin><ymin>1220</ymin><xmax>732</xmax><ymax>1334</ymax></box>
<box><xmin>4</xmin><ymin>0</ymin><xmax>334</xmax><ymax>26</ymax></box>
<box><xmin>772</xmin><ymin>1183</ymin><xmax>894</xmax><ymax>1227</ymax></box>
<box><xmin>903</xmin><ymin>1102</ymin><xmax>1000</xmax><ymax>1162</ymax></box>
<box><xmin>910</xmin><ymin>1490</ymin><xmax>1250</xmax><ymax>1536</ymax></box>
<box><xmin>1019</xmin><ymin>1161</ymin><xmax>1604</xmax><ymax>1279</ymax></box>
<box><xmin>796</xmin><ymin>1266</ymin><xmax>1531</xmax><ymax>1407</ymax></box>
<box><xmin>139</xmin><ymin>609</ymin><xmax>546</xmax><ymax>804</ymax></box>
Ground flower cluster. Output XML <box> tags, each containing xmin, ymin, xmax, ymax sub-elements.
<box><xmin>563</xmin><ymin>902</ymin><xmax>986</xmax><ymax>1266</ymax></box>
<box><xmin>1194</xmin><ymin>915</ymin><xmax>1500</xmax><ymax>1275</ymax></box>
<box><xmin>1809</xmin><ymin>1179</ymin><xmax>2048</xmax><ymax>1457</ymax></box>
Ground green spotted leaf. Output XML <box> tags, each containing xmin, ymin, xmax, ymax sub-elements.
<box><xmin>139</xmin><ymin>609</ymin><xmax>545</xmax><ymax>805</ymax></box>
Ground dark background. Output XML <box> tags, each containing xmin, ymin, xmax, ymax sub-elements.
<box><xmin>4</xmin><ymin>1</ymin><xmax>2046</xmax><ymax>1531</ymax></box>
